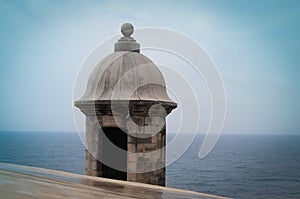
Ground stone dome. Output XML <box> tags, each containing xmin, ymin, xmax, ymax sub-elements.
<box><xmin>77</xmin><ymin>23</ymin><xmax>176</xmax><ymax>105</ymax></box>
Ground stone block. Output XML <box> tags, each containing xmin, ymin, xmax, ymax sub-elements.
<box><xmin>151</xmin><ymin>116</ymin><xmax>165</xmax><ymax>126</ymax></box>
<box><xmin>144</xmin><ymin>116</ymin><xmax>151</xmax><ymax>125</ymax></box>
<box><xmin>101</xmin><ymin>116</ymin><xmax>116</xmax><ymax>127</ymax></box>
<box><xmin>127</xmin><ymin>162</ymin><xmax>137</xmax><ymax>172</ymax></box>
<box><xmin>157</xmin><ymin>133</ymin><xmax>161</xmax><ymax>141</ymax></box>
<box><xmin>151</xmin><ymin>134</ymin><xmax>157</xmax><ymax>144</ymax></box>
<box><xmin>86</xmin><ymin>160</ymin><xmax>91</xmax><ymax>170</ymax></box>
<box><xmin>132</xmin><ymin>116</ymin><xmax>144</xmax><ymax>126</ymax></box>
<box><xmin>137</xmin><ymin>143</ymin><xmax>144</xmax><ymax>152</ymax></box>
<box><xmin>137</xmin><ymin>137</ymin><xmax>152</xmax><ymax>144</ymax></box>
<box><xmin>143</xmin><ymin>143</ymin><xmax>157</xmax><ymax>151</ymax></box>
<box><xmin>86</xmin><ymin>170</ymin><xmax>92</xmax><ymax>176</ymax></box>
<box><xmin>127</xmin><ymin>173</ymin><xmax>136</xmax><ymax>181</ymax></box>
<box><xmin>127</xmin><ymin>135</ymin><xmax>136</xmax><ymax>144</ymax></box>
<box><xmin>144</xmin><ymin>125</ymin><xmax>161</xmax><ymax>135</ymax></box>
<box><xmin>127</xmin><ymin>120</ymin><xmax>143</xmax><ymax>134</ymax></box>
<box><xmin>90</xmin><ymin>170</ymin><xmax>101</xmax><ymax>176</ymax></box>
<box><xmin>127</xmin><ymin>143</ymin><xmax>136</xmax><ymax>152</ymax></box>
<box><xmin>127</xmin><ymin>153</ymin><xmax>138</xmax><ymax>162</ymax></box>
<box><xmin>91</xmin><ymin>161</ymin><xmax>100</xmax><ymax>171</ymax></box>
<box><xmin>136</xmin><ymin>173</ymin><xmax>149</xmax><ymax>182</ymax></box>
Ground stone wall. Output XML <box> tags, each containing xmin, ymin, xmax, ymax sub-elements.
<box><xmin>76</xmin><ymin>101</ymin><xmax>176</xmax><ymax>186</ymax></box>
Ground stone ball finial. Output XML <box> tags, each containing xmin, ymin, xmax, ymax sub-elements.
<box><xmin>121</xmin><ymin>23</ymin><xmax>134</xmax><ymax>37</ymax></box>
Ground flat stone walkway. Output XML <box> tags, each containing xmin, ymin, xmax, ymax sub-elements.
<box><xmin>0</xmin><ymin>163</ymin><xmax>231</xmax><ymax>199</ymax></box>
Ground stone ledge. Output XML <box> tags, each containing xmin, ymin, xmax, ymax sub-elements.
<box><xmin>0</xmin><ymin>163</ymin><xmax>232</xmax><ymax>199</ymax></box>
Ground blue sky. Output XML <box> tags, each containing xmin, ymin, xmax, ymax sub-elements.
<box><xmin>0</xmin><ymin>0</ymin><xmax>299</xmax><ymax>134</ymax></box>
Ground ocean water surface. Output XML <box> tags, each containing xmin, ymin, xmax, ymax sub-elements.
<box><xmin>0</xmin><ymin>131</ymin><xmax>299</xmax><ymax>198</ymax></box>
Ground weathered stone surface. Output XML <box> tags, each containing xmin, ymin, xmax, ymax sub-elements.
<box><xmin>0</xmin><ymin>163</ymin><xmax>231</xmax><ymax>199</ymax></box>
<box><xmin>74</xmin><ymin>23</ymin><xmax>177</xmax><ymax>186</ymax></box>
<box><xmin>152</xmin><ymin>134</ymin><xmax>157</xmax><ymax>144</ymax></box>
<box><xmin>127</xmin><ymin>143</ymin><xmax>136</xmax><ymax>152</ymax></box>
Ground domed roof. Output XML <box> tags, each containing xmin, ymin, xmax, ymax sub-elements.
<box><xmin>77</xmin><ymin>23</ymin><xmax>175</xmax><ymax>104</ymax></box>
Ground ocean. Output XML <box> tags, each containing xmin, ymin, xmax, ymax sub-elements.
<box><xmin>0</xmin><ymin>131</ymin><xmax>299</xmax><ymax>198</ymax></box>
